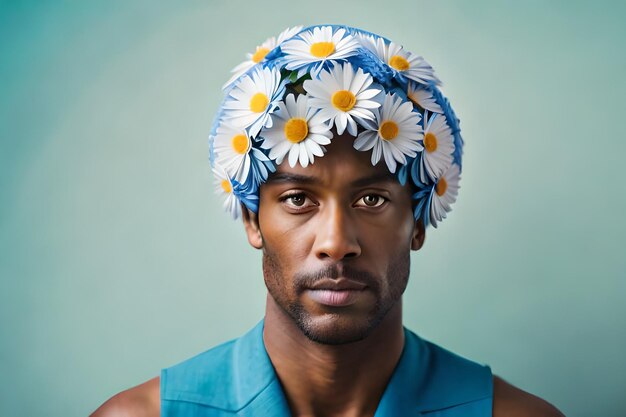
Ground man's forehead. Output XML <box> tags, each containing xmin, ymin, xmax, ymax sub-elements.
<box><xmin>264</xmin><ymin>171</ymin><xmax>397</xmax><ymax>188</ymax></box>
<box><xmin>265</xmin><ymin>135</ymin><xmax>398</xmax><ymax>188</ymax></box>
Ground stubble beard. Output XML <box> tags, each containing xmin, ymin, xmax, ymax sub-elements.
<box><xmin>262</xmin><ymin>249</ymin><xmax>410</xmax><ymax>345</ymax></box>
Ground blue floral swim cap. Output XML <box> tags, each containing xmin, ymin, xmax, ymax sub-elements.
<box><xmin>209</xmin><ymin>24</ymin><xmax>463</xmax><ymax>228</ymax></box>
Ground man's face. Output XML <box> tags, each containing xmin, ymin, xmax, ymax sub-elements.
<box><xmin>246</xmin><ymin>133</ymin><xmax>423</xmax><ymax>345</ymax></box>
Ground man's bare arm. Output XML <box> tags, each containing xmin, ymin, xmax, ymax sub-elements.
<box><xmin>90</xmin><ymin>377</ymin><xmax>160</xmax><ymax>417</ymax></box>
<box><xmin>493</xmin><ymin>375</ymin><xmax>565</xmax><ymax>417</ymax></box>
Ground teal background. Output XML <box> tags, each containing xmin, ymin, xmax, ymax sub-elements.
<box><xmin>1</xmin><ymin>1</ymin><xmax>625</xmax><ymax>416</ymax></box>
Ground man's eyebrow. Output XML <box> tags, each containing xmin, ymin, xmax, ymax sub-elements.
<box><xmin>350</xmin><ymin>173</ymin><xmax>398</xmax><ymax>188</ymax></box>
<box><xmin>264</xmin><ymin>173</ymin><xmax>322</xmax><ymax>185</ymax></box>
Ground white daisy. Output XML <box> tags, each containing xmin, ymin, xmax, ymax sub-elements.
<box><xmin>223</xmin><ymin>26</ymin><xmax>303</xmax><ymax>89</ymax></box>
<box><xmin>303</xmin><ymin>62</ymin><xmax>382</xmax><ymax>136</ymax></box>
<box><xmin>281</xmin><ymin>26</ymin><xmax>360</xmax><ymax>77</ymax></box>
<box><xmin>275</xmin><ymin>25</ymin><xmax>304</xmax><ymax>45</ymax></box>
<box><xmin>419</xmin><ymin>111</ymin><xmax>455</xmax><ymax>182</ymax></box>
<box><xmin>213</xmin><ymin>123</ymin><xmax>252</xmax><ymax>182</ymax></box>
<box><xmin>212</xmin><ymin>164</ymin><xmax>241</xmax><ymax>219</ymax></box>
<box><xmin>222</xmin><ymin>66</ymin><xmax>285</xmax><ymax>137</ymax></box>
<box><xmin>407</xmin><ymin>82</ymin><xmax>443</xmax><ymax>113</ymax></box>
<box><xmin>259</xmin><ymin>94</ymin><xmax>332</xmax><ymax>168</ymax></box>
<box><xmin>429</xmin><ymin>163</ymin><xmax>460</xmax><ymax>228</ymax></box>
<box><xmin>358</xmin><ymin>34</ymin><xmax>440</xmax><ymax>85</ymax></box>
<box><xmin>353</xmin><ymin>93</ymin><xmax>423</xmax><ymax>173</ymax></box>
<box><xmin>213</xmin><ymin>122</ymin><xmax>274</xmax><ymax>184</ymax></box>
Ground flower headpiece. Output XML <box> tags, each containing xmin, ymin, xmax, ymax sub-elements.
<box><xmin>209</xmin><ymin>24</ymin><xmax>463</xmax><ymax>228</ymax></box>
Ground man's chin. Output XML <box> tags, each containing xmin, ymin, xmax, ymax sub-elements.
<box><xmin>293</xmin><ymin>312</ymin><xmax>380</xmax><ymax>345</ymax></box>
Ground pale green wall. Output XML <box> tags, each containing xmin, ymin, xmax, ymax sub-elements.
<box><xmin>1</xmin><ymin>1</ymin><xmax>625</xmax><ymax>416</ymax></box>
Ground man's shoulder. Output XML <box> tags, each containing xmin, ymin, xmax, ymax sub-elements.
<box><xmin>89</xmin><ymin>338</ymin><xmax>241</xmax><ymax>417</ymax></box>
<box><xmin>414</xmin><ymin>331</ymin><xmax>564</xmax><ymax>416</ymax></box>
<box><xmin>492</xmin><ymin>376</ymin><xmax>565</xmax><ymax>417</ymax></box>
<box><xmin>90</xmin><ymin>377</ymin><xmax>160</xmax><ymax>417</ymax></box>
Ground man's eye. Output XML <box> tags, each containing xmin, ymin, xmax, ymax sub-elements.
<box><xmin>356</xmin><ymin>194</ymin><xmax>387</xmax><ymax>208</ymax></box>
<box><xmin>288</xmin><ymin>194</ymin><xmax>306</xmax><ymax>206</ymax></box>
<box><xmin>280</xmin><ymin>193</ymin><xmax>311</xmax><ymax>208</ymax></box>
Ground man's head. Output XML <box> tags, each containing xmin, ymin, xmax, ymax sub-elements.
<box><xmin>209</xmin><ymin>24</ymin><xmax>463</xmax><ymax>343</ymax></box>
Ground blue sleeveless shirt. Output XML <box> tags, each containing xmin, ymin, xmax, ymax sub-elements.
<box><xmin>161</xmin><ymin>321</ymin><xmax>493</xmax><ymax>416</ymax></box>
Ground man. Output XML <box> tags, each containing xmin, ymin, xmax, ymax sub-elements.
<box><xmin>93</xmin><ymin>25</ymin><xmax>564</xmax><ymax>416</ymax></box>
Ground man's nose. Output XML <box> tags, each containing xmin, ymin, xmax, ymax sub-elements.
<box><xmin>312</xmin><ymin>201</ymin><xmax>362</xmax><ymax>261</ymax></box>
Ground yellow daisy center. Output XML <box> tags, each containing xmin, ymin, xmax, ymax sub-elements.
<box><xmin>424</xmin><ymin>132</ymin><xmax>438</xmax><ymax>153</ymax></box>
<box><xmin>436</xmin><ymin>177</ymin><xmax>448</xmax><ymax>197</ymax></box>
<box><xmin>389</xmin><ymin>55</ymin><xmax>410</xmax><ymax>71</ymax></box>
<box><xmin>252</xmin><ymin>47</ymin><xmax>270</xmax><ymax>63</ymax></box>
<box><xmin>331</xmin><ymin>90</ymin><xmax>357</xmax><ymax>112</ymax></box>
<box><xmin>221</xmin><ymin>179</ymin><xmax>232</xmax><ymax>194</ymax></box>
<box><xmin>379</xmin><ymin>120</ymin><xmax>399</xmax><ymax>141</ymax></box>
<box><xmin>249</xmin><ymin>93</ymin><xmax>269</xmax><ymax>113</ymax></box>
<box><xmin>284</xmin><ymin>118</ymin><xmax>308</xmax><ymax>143</ymax></box>
<box><xmin>231</xmin><ymin>134</ymin><xmax>249</xmax><ymax>155</ymax></box>
<box><xmin>310</xmin><ymin>42</ymin><xmax>335</xmax><ymax>58</ymax></box>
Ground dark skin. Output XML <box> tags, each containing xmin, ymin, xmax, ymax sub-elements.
<box><xmin>92</xmin><ymin>135</ymin><xmax>565</xmax><ymax>417</ymax></box>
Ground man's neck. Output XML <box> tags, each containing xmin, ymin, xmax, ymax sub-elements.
<box><xmin>263</xmin><ymin>294</ymin><xmax>405</xmax><ymax>417</ymax></box>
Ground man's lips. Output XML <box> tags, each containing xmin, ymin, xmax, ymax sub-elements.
<box><xmin>308</xmin><ymin>278</ymin><xmax>368</xmax><ymax>291</ymax></box>
<box><xmin>305</xmin><ymin>278</ymin><xmax>368</xmax><ymax>307</ymax></box>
